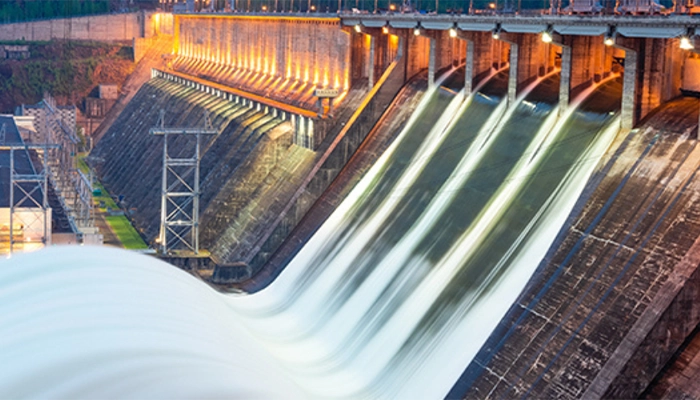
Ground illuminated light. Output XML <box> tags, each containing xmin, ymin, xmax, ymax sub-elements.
<box><xmin>680</xmin><ymin>36</ymin><xmax>695</xmax><ymax>50</ymax></box>
<box><xmin>310</xmin><ymin>5</ymin><xmax>316</xmax><ymax>10</ymax></box>
<box><xmin>354</xmin><ymin>24</ymin><xmax>362</xmax><ymax>33</ymax></box>
<box><xmin>382</xmin><ymin>26</ymin><xmax>389</xmax><ymax>35</ymax></box>
<box><xmin>413</xmin><ymin>27</ymin><xmax>420</xmax><ymax>36</ymax></box>
<box><xmin>389</xmin><ymin>3</ymin><xmax>396</xmax><ymax>10</ymax></box>
<box><xmin>604</xmin><ymin>36</ymin><xmax>614</xmax><ymax>46</ymax></box>
<box><xmin>262</xmin><ymin>5</ymin><xmax>267</xmax><ymax>10</ymax></box>
<box><xmin>489</xmin><ymin>2</ymin><xmax>496</xmax><ymax>7</ymax></box>
<box><xmin>492</xmin><ymin>30</ymin><xmax>500</xmax><ymax>40</ymax></box>
<box><xmin>541</xmin><ymin>31</ymin><xmax>552</xmax><ymax>44</ymax></box>
<box><xmin>449</xmin><ymin>27</ymin><xmax>457</xmax><ymax>38</ymax></box>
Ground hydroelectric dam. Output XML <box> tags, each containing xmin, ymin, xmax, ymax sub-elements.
<box><xmin>5</xmin><ymin>8</ymin><xmax>700</xmax><ymax>400</ymax></box>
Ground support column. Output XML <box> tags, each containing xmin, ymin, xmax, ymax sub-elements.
<box><xmin>558</xmin><ymin>42</ymin><xmax>572</xmax><ymax>116</ymax></box>
<box><xmin>495</xmin><ymin>31</ymin><xmax>521</xmax><ymax>107</ymax></box>
<box><xmin>508</xmin><ymin>42</ymin><xmax>519</xmax><ymax>107</ymax></box>
<box><xmin>611</xmin><ymin>37</ymin><xmax>640</xmax><ymax>131</ymax></box>
<box><xmin>465</xmin><ymin>39</ymin><xmax>474</xmax><ymax>95</ymax></box>
<box><xmin>621</xmin><ymin>50</ymin><xmax>637</xmax><ymax>130</ymax></box>
<box><xmin>368</xmin><ymin>34</ymin><xmax>375</xmax><ymax>88</ymax></box>
<box><xmin>429</xmin><ymin>36</ymin><xmax>437</xmax><ymax>88</ymax></box>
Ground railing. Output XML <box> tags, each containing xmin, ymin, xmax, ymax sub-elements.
<box><xmin>39</xmin><ymin>95</ymin><xmax>94</xmax><ymax>233</ymax></box>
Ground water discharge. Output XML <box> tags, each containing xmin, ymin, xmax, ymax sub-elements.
<box><xmin>0</xmin><ymin>72</ymin><xmax>623</xmax><ymax>399</ymax></box>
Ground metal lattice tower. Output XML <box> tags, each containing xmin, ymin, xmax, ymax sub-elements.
<box><xmin>5</xmin><ymin>142</ymin><xmax>60</xmax><ymax>255</ymax></box>
<box><xmin>150</xmin><ymin>110</ymin><xmax>218</xmax><ymax>255</ymax></box>
<box><xmin>40</xmin><ymin>94</ymin><xmax>94</xmax><ymax>233</ymax></box>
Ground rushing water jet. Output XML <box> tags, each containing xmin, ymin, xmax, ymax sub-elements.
<box><xmin>0</xmin><ymin>70</ymin><xmax>624</xmax><ymax>399</ymax></box>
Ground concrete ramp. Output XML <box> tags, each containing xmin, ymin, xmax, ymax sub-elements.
<box><xmin>91</xmin><ymin>77</ymin><xmax>310</xmax><ymax>258</ymax></box>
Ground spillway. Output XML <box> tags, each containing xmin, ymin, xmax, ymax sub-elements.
<box><xmin>0</xmin><ymin>70</ymin><xmax>625</xmax><ymax>398</ymax></box>
<box><xmin>225</xmin><ymin>71</ymin><xmax>623</xmax><ymax>399</ymax></box>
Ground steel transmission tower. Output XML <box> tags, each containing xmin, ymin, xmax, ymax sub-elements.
<box><xmin>5</xmin><ymin>141</ymin><xmax>61</xmax><ymax>255</ymax></box>
<box><xmin>150</xmin><ymin>110</ymin><xmax>218</xmax><ymax>255</ymax></box>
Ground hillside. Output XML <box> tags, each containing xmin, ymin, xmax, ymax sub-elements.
<box><xmin>0</xmin><ymin>40</ymin><xmax>134</xmax><ymax>112</ymax></box>
<box><xmin>0</xmin><ymin>0</ymin><xmax>160</xmax><ymax>23</ymax></box>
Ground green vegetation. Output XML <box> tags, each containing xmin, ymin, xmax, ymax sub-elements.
<box><xmin>105</xmin><ymin>215</ymin><xmax>148</xmax><ymax>249</ymax></box>
<box><xmin>93</xmin><ymin>181</ymin><xmax>148</xmax><ymax>249</ymax></box>
<box><xmin>0</xmin><ymin>0</ymin><xmax>164</xmax><ymax>24</ymax></box>
<box><xmin>77</xmin><ymin>153</ymin><xmax>148</xmax><ymax>249</ymax></box>
<box><xmin>0</xmin><ymin>1</ymin><xmax>109</xmax><ymax>24</ymax></box>
<box><xmin>93</xmin><ymin>181</ymin><xmax>118</xmax><ymax>210</ymax></box>
<box><xmin>0</xmin><ymin>40</ymin><xmax>134</xmax><ymax>112</ymax></box>
<box><xmin>76</xmin><ymin>153</ymin><xmax>89</xmax><ymax>174</ymax></box>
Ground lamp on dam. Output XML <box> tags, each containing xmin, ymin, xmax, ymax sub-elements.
<box><xmin>449</xmin><ymin>24</ymin><xmax>458</xmax><ymax>38</ymax></box>
<box><xmin>541</xmin><ymin>29</ymin><xmax>553</xmax><ymax>43</ymax></box>
<box><xmin>680</xmin><ymin>29</ymin><xmax>695</xmax><ymax>50</ymax></box>
<box><xmin>382</xmin><ymin>24</ymin><xmax>390</xmax><ymax>34</ymax></box>
<box><xmin>604</xmin><ymin>26</ymin><xmax>616</xmax><ymax>47</ymax></box>
<box><xmin>540</xmin><ymin>25</ymin><xmax>553</xmax><ymax>43</ymax></box>
<box><xmin>492</xmin><ymin>26</ymin><xmax>501</xmax><ymax>40</ymax></box>
<box><xmin>680</xmin><ymin>36</ymin><xmax>694</xmax><ymax>50</ymax></box>
<box><xmin>414</xmin><ymin>24</ymin><xmax>421</xmax><ymax>36</ymax></box>
<box><xmin>354</xmin><ymin>24</ymin><xmax>362</xmax><ymax>33</ymax></box>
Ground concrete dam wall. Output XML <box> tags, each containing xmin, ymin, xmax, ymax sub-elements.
<box><xmin>87</xmin><ymin>13</ymin><xmax>700</xmax><ymax>400</ymax></box>
<box><xmin>175</xmin><ymin>15</ymin><xmax>351</xmax><ymax>90</ymax></box>
<box><xmin>174</xmin><ymin>15</ymin><xmax>351</xmax><ymax>109</ymax></box>
<box><xmin>0</xmin><ymin>11</ymin><xmax>165</xmax><ymax>42</ymax></box>
<box><xmin>91</xmin><ymin>77</ymin><xmax>309</xmax><ymax>254</ymax></box>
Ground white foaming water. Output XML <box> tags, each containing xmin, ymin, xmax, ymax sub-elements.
<box><xmin>0</xmin><ymin>74</ymin><xmax>621</xmax><ymax>399</ymax></box>
<box><xmin>0</xmin><ymin>247</ymin><xmax>306</xmax><ymax>399</ymax></box>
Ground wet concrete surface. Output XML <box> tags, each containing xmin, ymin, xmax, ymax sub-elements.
<box><xmin>235</xmin><ymin>76</ymin><xmax>430</xmax><ymax>293</ymax></box>
<box><xmin>455</xmin><ymin>96</ymin><xmax>700</xmax><ymax>399</ymax></box>
<box><xmin>643</xmin><ymin>325</ymin><xmax>700</xmax><ymax>399</ymax></box>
